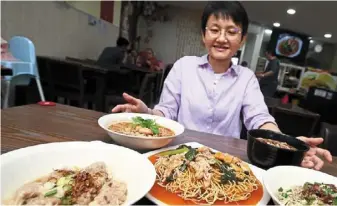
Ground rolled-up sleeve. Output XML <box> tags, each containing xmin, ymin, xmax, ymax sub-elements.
<box><xmin>153</xmin><ymin>58</ymin><xmax>183</xmax><ymax>120</ymax></box>
<box><xmin>242</xmin><ymin>74</ymin><xmax>277</xmax><ymax>129</ymax></box>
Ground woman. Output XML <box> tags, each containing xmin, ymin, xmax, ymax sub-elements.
<box><xmin>112</xmin><ymin>1</ymin><xmax>331</xmax><ymax>170</ymax></box>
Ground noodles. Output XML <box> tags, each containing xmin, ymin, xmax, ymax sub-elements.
<box><xmin>153</xmin><ymin>146</ymin><xmax>260</xmax><ymax>204</ymax></box>
<box><xmin>278</xmin><ymin>183</ymin><xmax>337</xmax><ymax>205</ymax></box>
<box><xmin>108</xmin><ymin>117</ymin><xmax>175</xmax><ymax>137</ymax></box>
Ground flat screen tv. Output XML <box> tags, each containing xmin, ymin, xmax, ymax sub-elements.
<box><xmin>268</xmin><ymin>27</ymin><xmax>310</xmax><ymax>65</ymax></box>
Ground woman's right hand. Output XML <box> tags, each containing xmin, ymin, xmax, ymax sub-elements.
<box><xmin>111</xmin><ymin>93</ymin><xmax>149</xmax><ymax>114</ymax></box>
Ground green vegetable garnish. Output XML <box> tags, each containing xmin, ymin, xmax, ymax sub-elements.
<box><xmin>282</xmin><ymin>193</ymin><xmax>288</xmax><ymax>198</ymax></box>
<box><xmin>333</xmin><ymin>197</ymin><xmax>337</xmax><ymax>205</ymax></box>
<box><xmin>61</xmin><ymin>196</ymin><xmax>72</xmax><ymax>205</ymax></box>
<box><xmin>278</xmin><ymin>187</ymin><xmax>283</xmax><ymax>192</ymax></box>
<box><xmin>132</xmin><ymin>117</ymin><xmax>160</xmax><ymax>135</ymax></box>
<box><xmin>215</xmin><ymin>159</ymin><xmax>237</xmax><ymax>184</ymax></box>
<box><xmin>44</xmin><ymin>188</ymin><xmax>57</xmax><ymax>197</ymax></box>
<box><xmin>184</xmin><ymin>148</ymin><xmax>197</xmax><ymax>161</ymax></box>
<box><xmin>158</xmin><ymin>147</ymin><xmax>189</xmax><ymax>156</ymax></box>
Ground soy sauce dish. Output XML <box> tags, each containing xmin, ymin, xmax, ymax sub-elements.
<box><xmin>247</xmin><ymin>129</ymin><xmax>310</xmax><ymax>169</ymax></box>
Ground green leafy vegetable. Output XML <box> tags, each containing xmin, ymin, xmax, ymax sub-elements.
<box><xmin>166</xmin><ymin>172</ymin><xmax>175</xmax><ymax>182</ymax></box>
<box><xmin>278</xmin><ymin>187</ymin><xmax>283</xmax><ymax>192</ymax></box>
<box><xmin>158</xmin><ymin>147</ymin><xmax>189</xmax><ymax>156</ymax></box>
<box><xmin>44</xmin><ymin>188</ymin><xmax>57</xmax><ymax>197</ymax></box>
<box><xmin>215</xmin><ymin>159</ymin><xmax>237</xmax><ymax>184</ymax></box>
<box><xmin>179</xmin><ymin>162</ymin><xmax>187</xmax><ymax>171</ymax></box>
<box><xmin>132</xmin><ymin>117</ymin><xmax>159</xmax><ymax>135</ymax></box>
<box><xmin>185</xmin><ymin>148</ymin><xmax>197</xmax><ymax>161</ymax></box>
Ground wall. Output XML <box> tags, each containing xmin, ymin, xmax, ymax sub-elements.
<box><xmin>306</xmin><ymin>43</ymin><xmax>337</xmax><ymax>70</ymax></box>
<box><xmin>67</xmin><ymin>1</ymin><xmax>121</xmax><ymax>27</ymax></box>
<box><xmin>331</xmin><ymin>50</ymin><xmax>337</xmax><ymax>72</ymax></box>
<box><xmin>241</xmin><ymin>33</ymin><xmax>256</xmax><ymax>68</ymax></box>
<box><xmin>1</xmin><ymin>1</ymin><xmax>120</xmax><ymax>59</ymax></box>
<box><xmin>137</xmin><ymin>6</ymin><xmax>264</xmax><ymax>67</ymax></box>
<box><xmin>137</xmin><ymin>6</ymin><xmax>206</xmax><ymax>64</ymax></box>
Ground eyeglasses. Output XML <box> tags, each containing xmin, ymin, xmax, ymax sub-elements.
<box><xmin>205</xmin><ymin>26</ymin><xmax>242</xmax><ymax>40</ymax></box>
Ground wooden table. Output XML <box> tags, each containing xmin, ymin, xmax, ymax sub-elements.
<box><xmin>2</xmin><ymin>104</ymin><xmax>336</xmax><ymax>204</ymax></box>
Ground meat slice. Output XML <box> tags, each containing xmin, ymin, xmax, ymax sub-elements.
<box><xmin>89</xmin><ymin>180</ymin><xmax>127</xmax><ymax>205</ymax></box>
<box><xmin>84</xmin><ymin>162</ymin><xmax>109</xmax><ymax>187</ymax></box>
<box><xmin>24</xmin><ymin>196</ymin><xmax>61</xmax><ymax>205</ymax></box>
<box><xmin>9</xmin><ymin>182</ymin><xmax>44</xmax><ymax>205</ymax></box>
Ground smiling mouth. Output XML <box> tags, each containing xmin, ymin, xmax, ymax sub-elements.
<box><xmin>213</xmin><ymin>45</ymin><xmax>230</xmax><ymax>52</ymax></box>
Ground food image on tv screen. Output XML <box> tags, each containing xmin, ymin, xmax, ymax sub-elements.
<box><xmin>275</xmin><ymin>33</ymin><xmax>303</xmax><ymax>58</ymax></box>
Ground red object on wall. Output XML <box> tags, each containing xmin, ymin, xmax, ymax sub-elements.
<box><xmin>100</xmin><ymin>1</ymin><xmax>114</xmax><ymax>23</ymax></box>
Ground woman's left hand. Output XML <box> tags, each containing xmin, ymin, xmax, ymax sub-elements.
<box><xmin>297</xmin><ymin>136</ymin><xmax>332</xmax><ymax>170</ymax></box>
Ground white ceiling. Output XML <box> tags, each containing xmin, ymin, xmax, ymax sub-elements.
<box><xmin>162</xmin><ymin>1</ymin><xmax>337</xmax><ymax>43</ymax></box>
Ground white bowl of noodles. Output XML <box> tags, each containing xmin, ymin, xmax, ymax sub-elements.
<box><xmin>263</xmin><ymin>166</ymin><xmax>337</xmax><ymax>205</ymax></box>
<box><xmin>1</xmin><ymin>141</ymin><xmax>156</xmax><ymax>205</ymax></box>
<box><xmin>98</xmin><ymin>113</ymin><xmax>185</xmax><ymax>150</ymax></box>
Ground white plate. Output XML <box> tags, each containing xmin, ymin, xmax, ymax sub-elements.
<box><xmin>1</xmin><ymin>141</ymin><xmax>156</xmax><ymax>205</ymax></box>
<box><xmin>98</xmin><ymin>113</ymin><xmax>185</xmax><ymax>150</ymax></box>
<box><xmin>143</xmin><ymin>142</ymin><xmax>271</xmax><ymax>205</ymax></box>
<box><xmin>263</xmin><ymin>166</ymin><xmax>337</xmax><ymax>205</ymax></box>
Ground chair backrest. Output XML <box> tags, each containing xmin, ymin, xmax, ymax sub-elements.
<box><xmin>320</xmin><ymin>122</ymin><xmax>337</xmax><ymax>156</ymax></box>
<box><xmin>47</xmin><ymin>59</ymin><xmax>84</xmax><ymax>92</ymax></box>
<box><xmin>9</xmin><ymin>36</ymin><xmax>36</xmax><ymax>63</ymax></box>
<box><xmin>264</xmin><ymin>97</ymin><xmax>281</xmax><ymax>114</ymax></box>
<box><xmin>1</xmin><ymin>36</ymin><xmax>40</xmax><ymax>78</ymax></box>
<box><xmin>272</xmin><ymin>106</ymin><xmax>320</xmax><ymax>137</ymax></box>
<box><xmin>139</xmin><ymin>73</ymin><xmax>157</xmax><ymax>105</ymax></box>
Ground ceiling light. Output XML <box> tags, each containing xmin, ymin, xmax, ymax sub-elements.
<box><xmin>324</xmin><ymin>33</ymin><xmax>332</xmax><ymax>38</ymax></box>
<box><xmin>265</xmin><ymin>29</ymin><xmax>272</xmax><ymax>34</ymax></box>
<box><xmin>310</xmin><ymin>40</ymin><xmax>314</xmax><ymax>43</ymax></box>
<box><xmin>308</xmin><ymin>37</ymin><xmax>312</xmax><ymax>39</ymax></box>
<box><xmin>287</xmin><ymin>9</ymin><xmax>296</xmax><ymax>15</ymax></box>
<box><xmin>273</xmin><ymin>22</ymin><xmax>281</xmax><ymax>27</ymax></box>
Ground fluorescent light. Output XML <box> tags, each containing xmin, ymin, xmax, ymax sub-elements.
<box><xmin>265</xmin><ymin>29</ymin><xmax>272</xmax><ymax>34</ymax></box>
<box><xmin>324</xmin><ymin>33</ymin><xmax>332</xmax><ymax>38</ymax></box>
<box><xmin>287</xmin><ymin>9</ymin><xmax>296</xmax><ymax>15</ymax></box>
<box><xmin>273</xmin><ymin>22</ymin><xmax>281</xmax><ymax>27</ymax></box>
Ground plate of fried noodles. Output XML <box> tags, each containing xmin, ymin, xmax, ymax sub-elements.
<box><xmin>144</xmin><ymin>142</ymin><xmax>270</xmax><ymax>205</ymax></box>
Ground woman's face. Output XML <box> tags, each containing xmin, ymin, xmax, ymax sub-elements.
<box><xmin>202</xmin><ymin>15</ymin><xmax>246</xmax><ymax>61</ymax></box>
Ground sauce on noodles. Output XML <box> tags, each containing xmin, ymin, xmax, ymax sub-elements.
<box><xmin>148</xmin><ymin>154</ymin><xmax>264</xmax><ymax>205</ymax></box>
<box><xmin>108</xmin><ymin>117</ymin><xmax>174</xmax><ymax>137</ymax></box>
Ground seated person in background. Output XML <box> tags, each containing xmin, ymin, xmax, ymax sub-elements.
<box><xmin>1</xmin><ymin>37</ymin><xmax>17</xmax><ymax>61</ymax></box>
<box><xmin>97</xmin><ymin>37</ymin><xmax>129</xmax><ymax>67</ymax></box>
<box><xmin>136</xmin><ymin>48</ymin><xmax>162</xmax><ymax>71</ymax></box>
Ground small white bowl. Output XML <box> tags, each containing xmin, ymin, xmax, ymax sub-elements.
<box><xmin>263</xmin><ymin>166</ymin><xmax>337</xmax><ymax>205</ymax></box>
<box><xmin>98</xmin><ymin>113</ymin><xmax>185</xmax><ymax>150</ymax></box>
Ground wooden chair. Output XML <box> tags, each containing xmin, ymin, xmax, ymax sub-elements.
<box><xmin>264</xmin><ymin>97</ymin><xmax>281</xmax><ymax>114</ymax></box>
<box><xmin>272</xmin><ymin>106</ymin><xmax>320</xmax><ymax>137</ymax></box>
<box><xmin>104</xmin><ymin>73</ymin><xmax>158</xmax><ymax>112</ymax></box>
<box><xmin>47</xmin><ymin>59</ymin><xmax>95</xmax><ymax>108</ymax></box>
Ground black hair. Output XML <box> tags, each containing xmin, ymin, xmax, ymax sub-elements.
<box><xmin>116</xmin><ymin>37</ymin><xmax>129</xmax><ymax>47</ymax></box>
<box><xmin>241</xmin><ymin>61</ymin><xmax>248</xmax><ymax>67</ymax></box>
<box><xmin>201</xmin><ymin>1</ymin><xmax>249</xmax><ymax>39</ymax></box>
<box><xmin>266</xmin><ymin>47</ymin><xmax>275</xmax><ymax>56</ymax></box>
